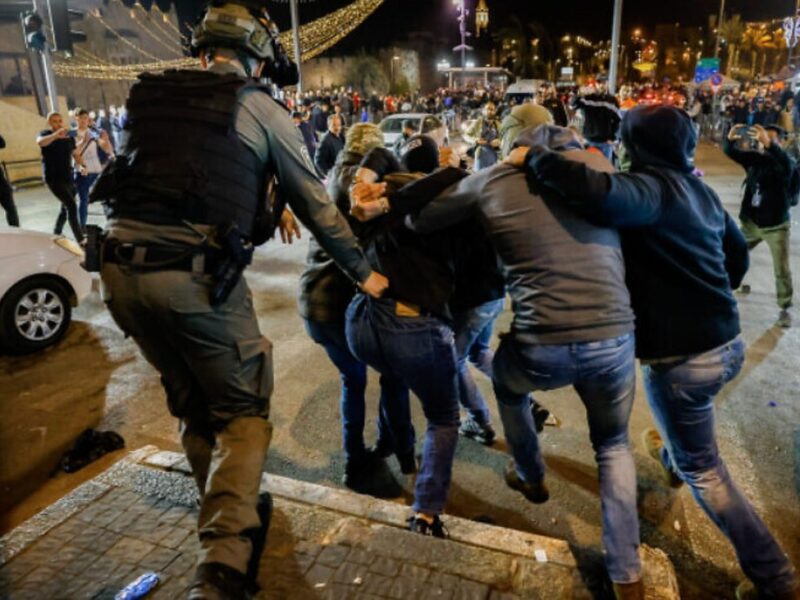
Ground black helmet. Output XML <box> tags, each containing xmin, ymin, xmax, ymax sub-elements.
<box><xmin>192</xmin><ymin>0</ymin><xmax>298</xmax><ymax>86</ymax></box>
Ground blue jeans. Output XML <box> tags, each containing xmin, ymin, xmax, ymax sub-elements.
<box><xmin>304</xmin><ymin>318</ymin><xmax>413</xmax><ymax>463</ymax></box>
<box><xmin>74</xmin><ymin>172</ymin><xmax>98</xmax><ymax>227</ymax></box>
<box><xmin>452</xmin><ymin>298</ymin><xmax>504</xmax><ymax>424</ymax></box>
<box><xmin>493</xmin><ymin>332</ymin><xmax>640</xmax><ymax>583</ymax></box>
<box><xmin>346</xmin><ymin>295</ymin><xmax>460</xmax><ymax>515</ymax></box>
<box><xmin>642</xmin><ymin>337</ymin><xmax>798</xmax><ymax>596</ymax></box>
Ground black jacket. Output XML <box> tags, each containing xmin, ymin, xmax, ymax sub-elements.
<box><xmin>314</xmin><ymin>131</ymin><xmax>345</xmax><ymax>177</ymax></box>
<box><xmin>574</xmin><ymin>93</ymin><xmax>621</xmax><ymax>143</ymax></box>
<box><xmin>528</xmin><ymin>105</ymin><xmax>748</xmax><ymax>360</ymax></box>
<box><xmin>355</xmin><ymin>154</ymin><xmax>457</xmax><ymax>319</ymax></box>
<box><xmin>723</xmin><ymin>138</ymin><xmax>795</xmax><ymax>228</ymax></box>
<box><xmin>380</xmin><ymin>168</ymin><xmax>506</xmax><ymax>312</ymax></box>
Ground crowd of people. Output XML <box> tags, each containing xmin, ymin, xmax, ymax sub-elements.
<box><xmin>2</xmin><ymin>10</ymin><xmax>798</xmax><ymax>593</ymax></box>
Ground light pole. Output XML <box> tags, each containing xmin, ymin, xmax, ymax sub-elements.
<box><xmin>714</xmin><ymin>0</ymin><xmax>726</xmax><ymax>59</ymax></box>
<box><xmin>289</xmin><ymin>0</ymin><xmax>303</xmax><ymax>94</ymax></box>
<box><xmin>30</xmin><ymin>0</ymin><xmax>59</xmax><ymax>113</ymax></box>
<box><xmin>452</xmin><ymin>0</ymin><xmax>473</xmax><ymax>89</ymax></box>
<box><xmin>608</xmin><ymin>0</ymin><xmax>623</xmax><ymax>94</ymax></box>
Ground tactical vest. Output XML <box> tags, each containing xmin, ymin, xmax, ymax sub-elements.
<box><xmin>94</xmin><ymin>69</ymin><xmax>265</xmax><ymax>237</ymax></box>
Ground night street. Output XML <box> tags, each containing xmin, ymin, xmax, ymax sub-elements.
<box><xmin>2</xmin><ymin>142</ymin><xmax>798</xmax><ymax>599</ymax></box>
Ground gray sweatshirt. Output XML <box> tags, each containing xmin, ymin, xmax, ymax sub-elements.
<box><xmin>408</xmin><ymin>126</ymin><xmax>634</xmax><ymax>344</ymax></box>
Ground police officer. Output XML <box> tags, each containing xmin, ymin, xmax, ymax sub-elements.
<box><xmin>91</xmin><ymin>2</ymin><xmax>387</xmax><ymax>598</ymax></box>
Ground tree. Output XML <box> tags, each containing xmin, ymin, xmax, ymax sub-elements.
<box><xmin>493</xmin><ymin>17</ymin><xmax>556</xmax><ymax>79</ymax></box>
<box><xmin>719</xmin><ymin>14</ymin><xmax>746</xmax><ymax>74</ymax></box>
<box><xmin>345</xmin><ymin>54</ymin><xmax>389</xmax><ymax>95</ymax></box>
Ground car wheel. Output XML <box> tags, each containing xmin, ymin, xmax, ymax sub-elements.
<box><xmin>0</xmin><ymin>276</ymin><xmax>72</xmax><ymax>354</ymax></box>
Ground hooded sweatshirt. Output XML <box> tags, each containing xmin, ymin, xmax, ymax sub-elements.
<box><xmin>527</xmin><ymin>105</ymin><xmax>748</xmax><ymax>360</ymax></box>
<box><xmin>408</xmin><ymin>125</ymin><xmax>635</xmax><ymax>344</ymax></box>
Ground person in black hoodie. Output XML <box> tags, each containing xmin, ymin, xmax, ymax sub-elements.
<box><xmin>572</xmin><ymin>84</ymin><xmax>621</xmax><ymax>162</ymax></box>
<box><xmin>513</xmin><ymin>105</ymin><xmax>798</xmax><ymax>600</ymax></box>
<box><xmin>724</xmin><ymin>123</ymin><xmax>796</xmax><ymax>328</ymax></box>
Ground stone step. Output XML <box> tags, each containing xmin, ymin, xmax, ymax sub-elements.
<box><xmin>0</xmin><ymin>446</ymin><xmax>680</xmax><ymax>599</ymax></box>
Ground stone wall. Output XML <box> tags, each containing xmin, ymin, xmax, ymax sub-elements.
<box><xmin>300</xmin><ymin>48</ymin><xmax>420</xmax><ymax>93</ymax></box>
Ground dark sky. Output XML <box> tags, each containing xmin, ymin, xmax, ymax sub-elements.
<box><xmin>265</xmin><ymin>0</ymin><xmax>797</xmax><ymax>53</ymax></box>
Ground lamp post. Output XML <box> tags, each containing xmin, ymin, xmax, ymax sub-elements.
<box><xmin>608</xmin><ymin>0</ymin><xmax>623</xmax><ymax>94</ymax></box>
<box><xmin>452</xmin><ymin>0</ymin><xmax>473</xmax><ymax>89</ymax></box>
<box><xmin>289</xmin><ymin>0</ymin><xmax>303</xmax><ymax>94</ymax></box>
<box><xmin>714</xmin><ymin>0</ymin><xmax>725</xmax><ymax>59</ymax></box>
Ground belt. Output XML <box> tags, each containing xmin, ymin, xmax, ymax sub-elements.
<box><xmin>102</xmin><ymin>240</ymin><xmax>221</xmax><ymax>274</ymax></box>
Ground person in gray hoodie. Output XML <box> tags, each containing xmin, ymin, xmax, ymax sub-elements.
<box><xmin>401</xmin><ymin>125</ymin><xmax>643</xmax><ymax>599</ymax></box>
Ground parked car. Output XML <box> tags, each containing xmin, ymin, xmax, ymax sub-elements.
<box><xmin>503</xmin><ymin>79</ymin><xmax>550</xmax><ymax>105</ymax></box>
<box><xmin>0</xmin><ymin>229</ymin><xmax>92</xmax><ymax>354</ymax></box>
<box><xmin>379</xmin><ymin>113</ymin><xmax>449</xmax><ymax>148</ymax></box>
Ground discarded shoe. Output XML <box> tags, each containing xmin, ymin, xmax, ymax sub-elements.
<box><xmin>60</xmin><ymin>429</ymin><xmax>125</xmax><ymax>473</ymax></box>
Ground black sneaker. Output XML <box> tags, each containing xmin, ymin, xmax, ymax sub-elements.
<box><xmin>407</xmin><ymin>515</ymin><xmax>447</xmax><ymax>538</ymax></box>
<box><xmin>188</xmin><ymin>562</ymin><xmax>251</xmax><ymax>600</ymax></box>
<box><xmin>778</xmin><ymin>309</ymin><xmax>792</xmax><ymax>328</ymax></box>
<box><xmin>737</xmin><ymin>284</ymin><xmax>752</xmax><ymax>295</ymax></box>
<box><xmin>459</xmin><ymin>417</ymin><xmax>496</xmax><ymax>445</ymax></box>
<box><xmin>504</xmin><ymin>461</ymin><xmax>549</xmax><ymax>504</ymax></box>
<box><xmin>244</xmin><ymin>492</ymin><xmax>273</xmax><ymax>592</ymax></box>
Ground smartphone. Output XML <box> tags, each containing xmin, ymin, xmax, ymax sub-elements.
<box><xmin>66</xmin><ymin>129</ymin><xmax>78</xmax><ymax>138</ymax></box>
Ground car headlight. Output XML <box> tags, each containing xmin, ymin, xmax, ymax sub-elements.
<box><xmin>55</xmin><ymin>236</ymin><xmax>85</xmax><ymax>257</ymax></box>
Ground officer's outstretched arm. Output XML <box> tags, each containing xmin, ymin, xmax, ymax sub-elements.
<box><xmin>252</xmin><ymin>96</ymin><xmax>373</xmax><ymax>285</ymax></box>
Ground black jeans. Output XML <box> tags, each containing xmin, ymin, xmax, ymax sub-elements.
<box><xmin>0</xmin><ymin>168</ymin><xmax>19</xmax><ymax>227</ymax></box>
<box><xmin>48</xmin><ymin>177</ymin><xmax>83</xmax><ymax>240</ymax></box>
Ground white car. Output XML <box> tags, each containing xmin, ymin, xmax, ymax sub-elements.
<box><xmin>0</xmin><ymin>229</ymin><xmax>92</xmax><ymax>354</ymax></box>
<box><xmin>379</xmin><ymin>113</ymin><xmax>449</xmax><ymax>149</ymax></box>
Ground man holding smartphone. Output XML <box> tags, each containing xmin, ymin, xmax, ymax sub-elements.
<box><xmin>72</xmin><ymin>107</ymin><xmax>113</xmax><ymax>227</ymax></box>
<box><xmin>724</xmin><ymin>123</ymin><xmax>796</xmax><ymax>327</ymax></box>
<box><xmin>36</xmin><ymin>112</ymin><xmax>83</xmax><ymax>241</ymax></box>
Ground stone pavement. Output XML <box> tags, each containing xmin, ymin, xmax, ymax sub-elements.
<box><xmin>0</xmin><ymin>447</ymin><xmax>679</xmax><ymax>599</ymax></box>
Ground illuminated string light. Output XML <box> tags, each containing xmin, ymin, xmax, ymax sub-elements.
<box><xmin>55</xmin><ymin>0</ymin><xmax>384</xmax><ymax>79</ymax></box>
<box><xmin>87</xmin><ymin>8</ymin><xmax>162</xmax><ymax>60</ymax></box>
<box><xmin>74</xmin><ymin>46</ymin><xmax>111</xmax><ymax>65</ymax></box>
<box><xmin>126</xmin><ymin>5</ymin><xmax>183</xmax><ymax>56</ymax></box>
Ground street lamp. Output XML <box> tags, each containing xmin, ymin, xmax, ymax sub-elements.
<box><xmin>452</xmin><ymin>0</ymin><xmax>473</xmax><ymax>89</ymax></box>
<box><xmin>608</xmin><ymin>0</ymin><xmax>623</xmax><ymax>94</ymax></box>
